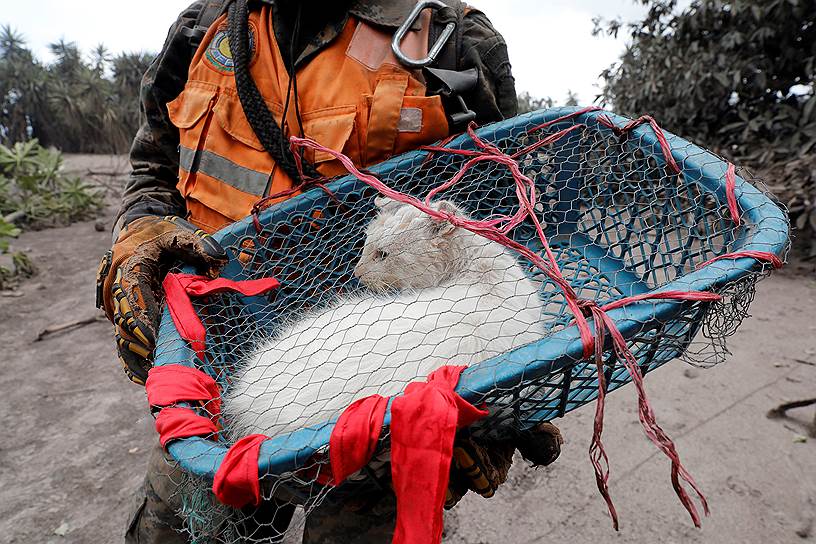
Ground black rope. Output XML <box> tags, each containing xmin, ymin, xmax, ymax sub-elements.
<box><xmin>279</xmin><ymin>1</ymin><xmax>307</xmax><ymax>170</ymax></box>
<box><xmin>227</xmin><ymin>0</ymin><xmax>320</xmax><ymax>183</ymax></box>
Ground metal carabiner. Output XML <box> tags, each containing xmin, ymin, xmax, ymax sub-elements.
<box><xmin>391</xmin><ymin>0</ymin><xmax>456</xmax><ymax>69</ymax></box>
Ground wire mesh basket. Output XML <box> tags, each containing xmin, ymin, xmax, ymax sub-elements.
<box><xmin>153</xmin><ymin>106</ymin><xmax>788</xmax><ymax>532</ymax></box>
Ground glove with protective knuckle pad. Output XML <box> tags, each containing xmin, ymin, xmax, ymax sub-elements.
<box><xmin>445</xmin><ymin>421</ymin><xmax>564</xmax><ymax>509</ymax></box>
<box><xmin>96</xmin><ymin>215</ymin><xmax>227</xmax><ymax>384</ymax></box>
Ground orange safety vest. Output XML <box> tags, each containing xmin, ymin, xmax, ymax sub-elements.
<box><xmin>168</xmin><ymin>5</ymin><xmax>450</xmax><ymax>233</ymax></box>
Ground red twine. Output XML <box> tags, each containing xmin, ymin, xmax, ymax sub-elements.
<box><xmin>724</xmin><ymin>162</ymin><xmax>742</xmax><ymax>227</ymax></box>
<box><xmin>290</xmin><ymin>116</ymin><xmax>720</xmax><ymax>529</ymax></box>
<box><xmin>698</xmin><ymin>250</ymin><xmax>783</xmax><ymax>270</ymax></box>
<box><xmin>596</xmin><ymin>115</ymin><xmax>748</xmax><ymax>229</ymax></box>
<box><xmin>597</xmin><ymin>114</ymin><xmax>681</xmax><ymax>175</ymax></box>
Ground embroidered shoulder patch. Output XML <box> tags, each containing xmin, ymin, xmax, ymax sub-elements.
<box><xmin>204</xmin><ymin>21</ymin><xmax>257</xmax><ymax>74</ymax></box>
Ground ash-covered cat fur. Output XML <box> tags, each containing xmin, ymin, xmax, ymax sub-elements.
<box><xmin>223</xmin><ymin>198</ymin><xmax>547</xmax><ymax>439</ymax></box>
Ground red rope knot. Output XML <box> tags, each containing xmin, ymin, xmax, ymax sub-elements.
<box><xmin>434</xmin><ymin>210</ymin><xmax>467</xmax><ymax>229</ymax></box>
<box><xmin>577</xmin><ymin>298</ymin><xmax>600</xmax><ymax>319</ymax></box>
<box><xmin>597</xmin><ymin>114</ymin><xmax>681</xmax><ymax>175</ymax></box>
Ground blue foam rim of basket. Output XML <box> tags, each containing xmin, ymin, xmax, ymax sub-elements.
<box><xmin>154</xmin><ymin>106</ymin><xmax>789</xmax><ymax>482</ymax></box>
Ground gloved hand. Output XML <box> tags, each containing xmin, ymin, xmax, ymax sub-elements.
<box><xmin>96</xmin><ymin>216</ymin><xmax>227</xmax><ymax>384</ymax></box>
<box><xmin>445</xmin><ymin>422</ymin><xmax>564</xmax><ymax>509</ymax></box>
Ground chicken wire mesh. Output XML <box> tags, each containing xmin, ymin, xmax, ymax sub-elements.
<box><xmin>152</xmin><ymin>106</ymin><xmax>789</xmax><ymax>542</ymax></box>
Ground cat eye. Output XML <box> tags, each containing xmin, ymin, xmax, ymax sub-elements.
<box><xmin>374</xmin><ymin>249</ymin><xmax>388</xmax><ymax>260</ymax></box>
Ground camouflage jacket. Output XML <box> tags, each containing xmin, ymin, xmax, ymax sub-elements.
<box><xmin>116</xmin><ymin>0</ymin><xmax>517</xmax><ymax>231</ymax></box>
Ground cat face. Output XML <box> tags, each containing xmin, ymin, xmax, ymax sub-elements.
<box><xmin>353</xmin><ymin>198</ymin><xmax>465</xmax><ymax>290</ymax></box>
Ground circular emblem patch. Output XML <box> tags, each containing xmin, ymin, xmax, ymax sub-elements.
<box><xmin>205</xmin><ymin>22</ymin><xmax>257</xmax><ymax>74</ymax></box>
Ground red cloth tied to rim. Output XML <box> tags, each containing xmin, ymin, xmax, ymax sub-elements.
<box><xmin>146</xmin><ymin>364</ymin><xmax>222</xmax><ymax>416</ymax></box>
<box><xmin>155</xmin><ymin>407</ymin><xmax>218</xmax><ymax>448</ymax></box>
<box><xmin>145</xmin><ymin>365</ymin><xmax>272</xmax><ymax>506</ymax></box>
<box><xmin>329</xmin><ymin>365</ymin><xmax>487</xmax><ymax>544</ymax></box>
<box><xmin>162</xmin><ymin>273</ymin><xmax>281</xmax><ymax>359</ymax></box>
<box><xmin>212</xmin><ymin>434</ymin><xmax>268</xmax><ymax>508</ymax></box>
<box><xmin>146</xmin><ymin>365</ymin><xmax>223</xmax><ymax>447</ymax></box>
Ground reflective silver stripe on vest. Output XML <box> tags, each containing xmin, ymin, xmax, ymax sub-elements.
<box><xmin>179</xmin><ymin>146</ymin><xmax>270</xmax><ymax>196</ymax></box>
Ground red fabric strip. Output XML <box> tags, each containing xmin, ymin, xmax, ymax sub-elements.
<box><xmin>330</xmin><ymin>395</ymin><xmax>390</xmax><ymax>484</ymax></box>
<box><xmin>390</xmin><ymin>366</ymin><xmax>488</xmax><ymax>544</ymax></box>
<box><xmin>698</xmin><ymin>250</ymin><xmax>783</xmax><ymax>270</ymax></box>
<box><xmin>212</xmin><ymin>434</ymin><xmax>267</xmax><ymax>508</ymax></box>
<box><xmin>155</xmin><ymin>407</ymin><xmax>218</xmax><ymax>448</ymax></box>
<box><xmin>145</xmin><ymin>364</ymin><xmax>221</xmax><ymax>417</ymax></box>
<box><xmin>162</xmin><ymin>273</ymin><xmax>280</xmax><ymax>359</ymax></box>
<box><xmin>163</xmin><ymin>274</ymin><xmax>206</xmax><ymax>357</ymax></box>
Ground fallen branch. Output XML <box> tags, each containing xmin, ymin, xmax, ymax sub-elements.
<box><xmin>3</xmin><ymin>210</ymin><xmax>26</xmax><ymax>224</ymax></box>
<box><xmin>768</xmin><ymin>398</ymin><xmax>816</xmax><ymax>438</ymax></box>
<box><xmin>36</xmin><ymin>314</ymin><xmax>106</xmax><ymax>341</ymax></box>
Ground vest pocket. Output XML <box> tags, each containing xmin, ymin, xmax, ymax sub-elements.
<box><xmin>167</xmin><ymin>84</ymin><xmax>218</xmax><ymax>197</ymax></box>
<box><xmin>301</xmin><ymin>108</ymin><xmax>358</xmax><ymax>176</ymax></box>
<box><xmin>212</xmin><ymin>94</ymin><xmax>269</xmax><ymax>151</ymax></box>
<box><xmin>167</xmin><ymin>84</ymin><xmax>217</xmax><ymax>129</ymax></box>
<box><xmin>393</xmin><ymin>94</ymin><xmax>449</xmax><ymax>156</ymax></box>
<box><xmin>169</xmin><ymin>88</ymin><xmax>361</xmax><ymax>230</ymax></box>
<box><xmin>169</xmin><ymin>87</ymin><xmax>276</xmax><ymax>231</ymax></box>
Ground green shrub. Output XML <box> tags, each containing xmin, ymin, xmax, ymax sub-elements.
<box><xmin>0</xmin><ymin>139</ymin><xmax>102</xmax><ymax>289</ymax></box>
<box><xmin>0</xmin><ymin>139</ymin><xmax>103</xmax><ymax>229</ymax></box>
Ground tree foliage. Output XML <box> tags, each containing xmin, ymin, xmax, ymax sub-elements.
<box><xmin>596</xmin><ymin>0</ymin><xmax>815</xmax><ymax>253</ymax></box>
<box><xmin>517</xmin><ymin>90</ymin><xmax>579</xmax><ymax>114</ymax></box>
<box><xmin>0</xmin><ymin>25</ymin><xmax>152</xmax><ymax>153</ymax></box>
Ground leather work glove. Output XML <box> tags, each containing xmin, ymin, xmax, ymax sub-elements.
<box><xmin>445</xmin><ymin>422</ymin><xmax>564</xmax><ymax>509</ymax></box>
<box><xmin>96</xmin><ymin>216</ymin><xmax>227</xmax><ymax>385</ymax></box>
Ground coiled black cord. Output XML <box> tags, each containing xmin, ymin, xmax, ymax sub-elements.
<box><xmin>227</xmin><ymin>0</ymin><xmax>320</xmax><ymax>183</ymax></box>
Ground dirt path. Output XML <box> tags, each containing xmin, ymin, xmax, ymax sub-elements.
<box><xmin>0</xmin><ymin>194</ymin><xmax>814</xmax><ymax>543</ymax></box>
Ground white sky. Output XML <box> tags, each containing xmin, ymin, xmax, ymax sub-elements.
<box><xmin>3</xmin><ymin>0</ymin><xmax>678</xmax><ymax>105</ymax></box>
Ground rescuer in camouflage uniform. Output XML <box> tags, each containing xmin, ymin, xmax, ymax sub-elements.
<box><xmin>99</xmin><ymin>1</ymin><xmax>563</xmax><ymax>542</ymax></box>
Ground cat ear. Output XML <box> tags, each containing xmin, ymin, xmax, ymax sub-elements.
<box><xmin>435</xmin><ymin>200</ymin><xmax>462</xmax><ymax>216</ymax></box>
<box><xmin>374</xmin><ymin>196</ymin><xmax>392</xmax><ymax>208</ymax></box>
<box><xmin>429</xmin><ymin>200</ymin><xmax>460</xmax><ymax>237</ymax></box>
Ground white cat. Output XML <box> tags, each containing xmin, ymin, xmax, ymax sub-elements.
<box><xmin>223</xmin><ymin>198</ymin><xmax>547</xmax><ymax>438</ymax></box>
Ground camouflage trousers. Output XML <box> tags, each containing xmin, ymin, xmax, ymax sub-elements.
<box><xmin>126</xmin><ymin>443</ymin><xmax>397</xmax><ymax>544</ymax></box>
